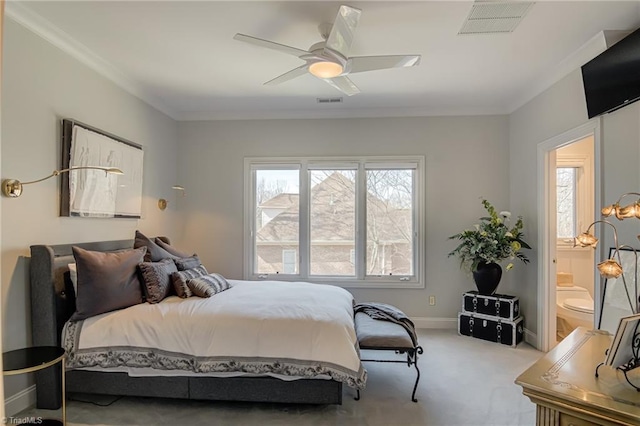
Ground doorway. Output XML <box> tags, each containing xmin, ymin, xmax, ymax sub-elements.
<box><xmin>537</xmin><ymin>120</ymin><xmax>601</xmax><ymax>352</ymax></box>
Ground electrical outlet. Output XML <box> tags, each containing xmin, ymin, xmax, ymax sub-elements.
<box><xmin>429</xmin><ymin>296</ymin><xmax>436</xmax><ymax>306</ymax></box>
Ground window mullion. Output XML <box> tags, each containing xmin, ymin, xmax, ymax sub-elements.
<box><xmin>299</xmin><ymin>162</ymin><xmax>310</xmax><ymax>279</ymax></box>
<box><xmin>356</xmin><ymin>162</ymin><xmax>366</xmax><ymax>280</ymax></box>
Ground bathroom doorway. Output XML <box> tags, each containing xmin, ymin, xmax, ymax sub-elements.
<box><xmin>537</xmin><ymin>120</ymin><xmax>601</xmax><ymax>352</ymax></box>
<box><xmin>555</xmin><ymin>137</ymin><xmax>595</xmax><ymax>342</ymax></box>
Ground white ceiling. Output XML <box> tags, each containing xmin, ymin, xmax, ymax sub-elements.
<box><xmin>7</xmin><ymin>1</ymin><xmax>640</xmax><ymax>120</ymax></box>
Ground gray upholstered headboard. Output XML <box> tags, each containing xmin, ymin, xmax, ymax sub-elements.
<box><xmin>29</xmin><ymin>237</ymin><xmax>170</xmax><ymax>347</ymax></box>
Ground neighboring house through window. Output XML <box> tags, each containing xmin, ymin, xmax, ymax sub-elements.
<box><xmin>244</xmin><ymin>156</ymin><xmax>425</xmax><ymax>288</ymax></box>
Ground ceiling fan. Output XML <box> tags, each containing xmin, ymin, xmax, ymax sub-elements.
<box><xmin>233</xmin><ymin>5</ymin><xmax>421</xmax><ymax>96</ymax></box>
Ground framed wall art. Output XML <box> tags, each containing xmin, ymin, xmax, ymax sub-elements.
<box><xmin>60</xmin><ymin>119</ymin><xmax>144</xmax><ymax>218</ymax></box>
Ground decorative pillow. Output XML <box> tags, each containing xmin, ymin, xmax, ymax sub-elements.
<box><xmin>155</xmin><ymin>238</ymin><xmax>193</xmax><ymax>258</ymax></box>
<box><xmin>171</xmin><ymin>265</ymin><xmax>208</xmax><ymax>298</ymax></box>
<box><xmin>138</xmin><ymin>258</ymin><xmax>178</xmax><ymax>304</ymax></box>
<box><xmin>134</xmin><ymin>230</ymin><xmax>179</xmax><ymax>262</ymax></box>
<box><xmin>70</xmin><ymin>246</ymin><xmax>147</xmax><ymax>321</ymax></box>
<box><xmin>68</xmin><ymin>263</ymin><xmax>78</xmax><ymax>295</ymax></box>
<box><xmin>173</xmin><ymin>255</ymin><xmax>202</xmax><ymax>271</ymax></box>
<box><xmin>187</xmin><ymin>273</ymin><xmax>231</xmax><ymax>298</ymax></box>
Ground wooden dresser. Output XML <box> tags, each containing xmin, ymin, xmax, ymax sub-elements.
<box><xmin>516</xmin><ymin>327</ymin><xmax>640</xmax><ymax>426</ymax></box>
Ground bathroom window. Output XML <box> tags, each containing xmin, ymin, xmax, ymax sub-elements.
<box><xmin>556</xmin><ymin>156</ymin><xmax>591</xmax><ymax>246</ymax></box>
<box><xmin>557</xmin><ymin>167</ymin><xmax>577</xmax><ymax>240</ymax></box>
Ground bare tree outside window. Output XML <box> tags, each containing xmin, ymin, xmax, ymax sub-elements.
<box><xmin>366</xmin><ymin>170</ymin><xmax>414</xmax><ymax>275</ymax></box>
<box><xmin>557</xmin><ymin>167</ymin><xmax>576</xmax><ymax>239</ymax></box>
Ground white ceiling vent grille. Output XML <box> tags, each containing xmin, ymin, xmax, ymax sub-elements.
<box><xmin>459</xmin><ymin>1</ymin><xmax>534</xmax><ymax>35</ymax></box>
<box><xmin>317</xmin><ymin>97</ymin><xmax>343</xmax><ymax>104</ymax></box>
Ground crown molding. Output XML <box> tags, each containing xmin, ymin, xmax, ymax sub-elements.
<box><xmin>175</xmin><ymin>105</ymin><xmax>508</xmax><ymax>121</ymax></box>
<box><xmin>507</xmin><ymin>30</ymin><xmax>610</xmax><ymax>114</ymax></box>
<box><xmin>5</xmin><ymin>2</ymin><xmax>179</xmax><ymax>120</ymax></box>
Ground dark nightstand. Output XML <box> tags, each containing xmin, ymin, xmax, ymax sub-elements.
<box><xmin>3</xmin><ymin>346</ymin><xmax>66</xmax><ymax>426</ymax></box>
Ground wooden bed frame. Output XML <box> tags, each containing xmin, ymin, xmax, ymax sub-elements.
<box><xmin>29</xmin><ymin>239</ymin><xmax>343</xmax><ymax>409</ymax></box>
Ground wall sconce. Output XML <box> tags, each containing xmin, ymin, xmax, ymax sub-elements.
<box><xmin>1</xmin><ymin>166</ymin><xmax>123</xmax><ymax>198</ymax></box>
<box><xmin>158</xmin><ymin>185</ymin><xmax>186</xmax><ymax>211</ymax></box>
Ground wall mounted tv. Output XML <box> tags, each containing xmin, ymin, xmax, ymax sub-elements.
<box><xmin>582</xmin><ymin>28</ymin><xmax>640</xmax><ymax>119</ymax></box>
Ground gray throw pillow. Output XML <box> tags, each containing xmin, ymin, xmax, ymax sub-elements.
<box><xmin>172</xmin><ymin>265</ymin><xmax>208</xmax><ymax>298</ymax></box>
<box><xmin>134</xmin><ymin>230</ymin><xmax>179</xmax><ymax>262</ymax></box>
<box><xmin>173</xmin><ymin>255</ymin><xmax>202</xmax><ymax>271</ymax></box>
<box><xmin>155</xmin><ymin>238</ymin><xmax>194</xmax><ymax>258</ymax></box>
<box><xmin>187</xmin><ymin>273</ymin><xmax>231</xmax><ymax>298</ymax></box>
<box><xmin>71</xmin><ymin>246</ymin><xmax>147</xmax><ymax>321</ymax></box>
<box><xmin>138</xmin><ymin>258</ymin><xmax>178</xmax><ymax>304</ymax></box>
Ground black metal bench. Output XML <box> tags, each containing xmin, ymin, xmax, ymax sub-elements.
<box><xmin>354</xmin><ymin>311</ymin><xmax>423</xmax><ymax>402</ymax></box>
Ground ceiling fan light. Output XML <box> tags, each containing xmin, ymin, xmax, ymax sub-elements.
<box><xmin>309</xmin><ymin>61</ymin><xmax>343</xmax><ymax>79</ymax></box>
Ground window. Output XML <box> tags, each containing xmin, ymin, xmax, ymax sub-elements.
<box><xmin>245</xmin><ymin>157</ymin><xmax>424</xmax><ymax>288</ymax></box>
<box><xmin>556</xmin><ymin>155</ymin><xmax>590</xmax><ymax>246</ymax></box>
<box><xmin>557</xmin><ymin>167</ymin><xmax>577</xmax><ymax>240</ymax></box>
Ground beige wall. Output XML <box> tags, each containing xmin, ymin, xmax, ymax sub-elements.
<box><xmin>1</xmin><ymin>20</ymin><xmax>180</xmax><ymax>400</ymax></box>
<box><xmin>176</xmin><ymin>115</ymin><xmax>511</xmax><ymax>319</ymax></box>
<box><xmin>508</xmin><ymin>69</ymin><xmax>640</xmax><ymax>337</ymax></box>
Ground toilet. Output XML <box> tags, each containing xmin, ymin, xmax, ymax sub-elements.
<box><xmin>556</xmin><ymin>285</ymin><xmax>594</xmax><ymax>339</ymax></box>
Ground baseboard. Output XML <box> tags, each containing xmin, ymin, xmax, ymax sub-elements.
<box><xmin>5</xmin><ymin>385</ymin><xmax>36</xmax><ymax>417</ymax></box>
<box><xmin>524</xmin><ymin>328</ymin><xmax>538</xmax><ymax>348</ymax></box>
<box><xmin>412</xmin><ymin>317</ymin><xmax>457</xmax><ymax>329</ymax></box>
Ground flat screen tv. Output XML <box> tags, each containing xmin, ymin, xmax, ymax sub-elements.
<box><xmin>582</xmin><ymin>28</ymin><xmax>640</xmax><ymax>119</ymax></box>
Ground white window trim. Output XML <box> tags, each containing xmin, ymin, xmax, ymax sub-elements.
<box><xmin>243</xmin><ymin>156</ymin><xmax>426</xmax><ymax>289</ymax></box>
<box><xmin>556</xmin><ymin>155</ymin><xmax>591</xmax><ymax>249</ymax></box>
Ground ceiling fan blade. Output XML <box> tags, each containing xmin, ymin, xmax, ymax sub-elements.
<box><xmin>347</xmin><ymin>55</ymin><xmax>421</xmax><ymax>74</ymax></box>
<box><xmin>324</xmin><ymin>5</ymin><xmax>362</xmax><ymax>58</ymax></box>
<box><xmin>233</xmin><ymin>33</ymin><xmax>309</xmax><ymax>58</ymax></box>
<box><xmin>323</xmin><ymin>76</ymin><xmax>360</xmax><ymax>96</ymax></box>
<box><xmin>264</xmin><ymin>65</ymin><xmax>309</xmax><ymax>86</ymax></box>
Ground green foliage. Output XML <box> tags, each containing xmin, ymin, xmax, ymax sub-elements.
<box><xmin>448</xmin><ymin>199</ymin><xmax>531</xmax><ymax>272</ymax></box>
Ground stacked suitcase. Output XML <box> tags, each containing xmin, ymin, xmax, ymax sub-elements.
<box><xmin>458</xmin><ymin>291</ymin><xmax>524</xmax><ymax>347</ymax></box>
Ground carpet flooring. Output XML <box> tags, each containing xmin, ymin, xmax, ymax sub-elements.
<box><xmin>16</xmin><ymin>329</ymin><xmax>543</xmax><ymax>426</ymax></box>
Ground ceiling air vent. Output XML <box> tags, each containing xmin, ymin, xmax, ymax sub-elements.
<box><xmin>317</xmin><ymin>97</ymin><xmax>343</xmax><ymax>104</ymax></box>
<box><xmin>458</xmin><ymin>1</ymin><xmax>534</xmax><ymax>35</ymax></box>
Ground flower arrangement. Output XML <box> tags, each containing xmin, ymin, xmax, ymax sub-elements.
<box><xmin>448</xmin><ymin>199</ymin><xmax>531</xmax><ymax>272</ymax></box>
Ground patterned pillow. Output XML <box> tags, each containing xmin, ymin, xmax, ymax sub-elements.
<box><xmin>187</xmin><ymin>273</ymin><xmax>230</xmax><ymax>298</ymax></box>
<box><xmin>138</xmin><ymin>258</ymin><xmax>178</xmax><ymax>303</ymax></box>
<box><xmin>171</xmin><ymin>265</ymin><xmax>208</xmax><ymax>298</ymax></box>
<box><xmin>174</xmin><ymin>255</ymin><xmax>202</xmax><ymax>271</ymax></box>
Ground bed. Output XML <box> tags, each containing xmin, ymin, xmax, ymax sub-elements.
<box><xmin>30</xmin><ymin>238</ymin><xmax>366</xmax><ymax>408</ymax></box>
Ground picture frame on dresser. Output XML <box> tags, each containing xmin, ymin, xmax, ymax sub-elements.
<box><xmin>599</xmin><ymin>247</ymin><xmax>639</xmax><ymax>335</ymax></box>
<box><xmin>60</xmin><ymin>119</ymin><xmax>144</xmax><ymax>218</ymax></box>
<box><xmin>604</xmin><ymin>313</ymin><xmax>640</xmax><ymax>368</ymax></box>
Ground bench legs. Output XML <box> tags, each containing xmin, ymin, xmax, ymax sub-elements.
<box><xmin>409</xmin><ymin>346</ymin><xmax>424</xmax><ymax>402</ymax></box>
<box><xmin>356</xmin><ymin>345</ymin><xmax>424</xmax><ymax>402</ymax></box>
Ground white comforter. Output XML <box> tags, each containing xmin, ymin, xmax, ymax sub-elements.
<box><xmin>63</xmin><ymin>280</ymin><xmax>366</xmax><ymax>388</ymax></box>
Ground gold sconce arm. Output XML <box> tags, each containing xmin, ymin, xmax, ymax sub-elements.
<box><xmin>158</xmin><ymin>185</ymin><xmax>186</xmax><ymax>211</ymax></box>
<box><xmin>1</xmin><ymin>166</ymin><xmax>123</xmax><ymax>198</ymax></box>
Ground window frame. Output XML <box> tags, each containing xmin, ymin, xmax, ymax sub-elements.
<box><xmin>244</xmin><ymin>156</ymin><xmax>425</xmax><ymax>289</ymax></box>
<box><xmin>556</xmin><ymin>155</ymin><xmax>590</xmax><ymax>249</ymax></box>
